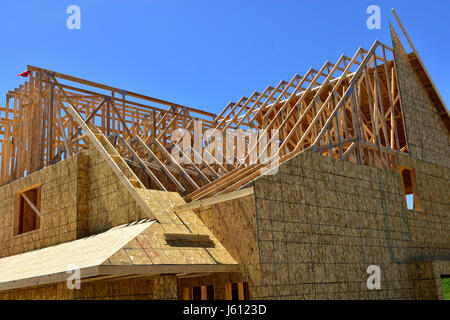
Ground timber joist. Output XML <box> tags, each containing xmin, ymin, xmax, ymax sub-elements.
<box><xmin>0</xmin><ymin>40</ymin><xmax>412</xmax><ymax>202</ymax></box>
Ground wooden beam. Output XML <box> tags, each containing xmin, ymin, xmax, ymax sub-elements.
<box><xmin>177</xmin><ymin>186</ymin><xmax>254</xmax><ymax>211</ymax></box>
<box><xmin>20</xmin><ymin>191</ymin><xmax>41</xmax><ymax>217</ymax></box>
<box><xmin>153</xmin><ymin>139</ymin><xmax>199</xmax><ymax>189</ymax></box>
<box><xmin>134</xmin><ymin>136</ymin><xmax>185</xmax><ymax>193</ymax></box>
<box><xmin>69</xmin><ymin>98</ymin><xmax>106</xmax><ymax>142</ymax></box>
<box><xmin>116</xmin><ymin>134</ymin><xmax>166</xmax><ymax>191</ymax></box>
<box><xmin>164</xmin><ymin>233</ymin><xmax>211</xmax><ymax>242</ymax></box>
<box><xmin>56</xmin><ymin>102</ymin><xmax>71</xmax><ymax>156</ymax></box>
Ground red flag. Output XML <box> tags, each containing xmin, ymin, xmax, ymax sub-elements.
<box><xmin>17</xmin><ymin>70</ymin><xmax>30</xmax><ymax>77</ymax></box>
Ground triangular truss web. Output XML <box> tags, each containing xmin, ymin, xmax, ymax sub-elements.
<box><xmin>0</xmin><ymin>37</ymin><xmax>416</xmax><ymax>202</ymax></box>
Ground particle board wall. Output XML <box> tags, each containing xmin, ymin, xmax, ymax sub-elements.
<box><xmin>192</xmin><ymin>195</ymin><xmax>262</xmax><ymax>298</ymax></box>
<box><xmin>87</xmin><ymin>147</ymin><xmax>150</xmax><ymax>234</ymax></box>
<box><xmin>0</xmin><ymin>154</ymin><xmax>89</xmax><ymax>258</ymax></box>
<box><xmin>252</xmin><ymin>150</ymin><xmax>450</xmax><ymax>299</ymax></box>
<box><xmin>101</xmin><ymin>189</ymin><xmax>238</xmax><ymax>267</ymax></box>
<box><xmin>1</xmin><ymin>138</ymin><xmax>448</xmax><ymax>300</ymax></box>
<box><xmin>396</xmin><ymin>153</ymin><xmax>450</xmax><ymax>257</ymax></box>
<box><xmin>391</xmin><ymin>26</ymin><xmax>450</xmax><ymax>168</ymax></box>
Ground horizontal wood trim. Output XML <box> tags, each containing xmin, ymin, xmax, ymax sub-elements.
<box><xmin>174</xmin><ymin>187</ymin><xmax>254</xmax><ymax>213</ymax></box>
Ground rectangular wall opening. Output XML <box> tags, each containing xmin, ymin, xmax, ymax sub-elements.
<box><xmin>399</xmin><ymin>167</ymin><xmax>421</xmax><ymax>211</ymax></box>
<box><xmin>14</xmin><ymin>185</ymin><xmax>41</xmax><ymax>235</ymax></box>
<box><xmin>183</xmin><ymin>285</ymin><xmax>214</xmax><ymax>300</ymax></box>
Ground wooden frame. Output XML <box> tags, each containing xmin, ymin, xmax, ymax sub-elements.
<box><xmin>2</xmin><ymin>19</ymin><xmax>435</xmax><ymax>203</ymax></box>
<box><xmin>14</xmin><ymin>184</ymin><xmax>41</xmax><ymax>235</ymax></box>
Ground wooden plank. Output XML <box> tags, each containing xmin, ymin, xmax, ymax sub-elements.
<box><xmin>0</xmin><ymin>264</ymin><xmax>239</xmax><ymax>291</ymax></box>
<box><xmin>27</xmin><ymin>65</ymin><xmax>214</xmax><ymax>117</ymax></box>
<box><xmin>225</xmin><ymin>283</ymin><xmax>232</xmax><ymax>300</ymax></box>
<box><xmin>186</xmin><ymin>164</ymin><xmax>258</xmax><ymax>201</ymax></box>
<box><xmin>177</xmin><ymin>273</ymin><xmax>211</xmax><ymax>279</ymax></box>
<box><xmin>20</xmin><ymin>191</ymin><xmax>41</xmax><ymax>217</ymax></box>
<box><xmin>134</xmin><ymin>136</ymin><xmax>185</xmax><ymax>193</ymax></box>
<box><xmin>311</xmin><ymin>41</ymin><xmax>380</xmax><ymax>148</ymax></box>
<box><xmin>154</xmin><ymin>139</ymin><xmax>199</xmax><ymax>189</ymax></box>
<box><xmin>201</xmin><ymin>285</ymin><xmax>208</xmax><ymax>300</ymax></box>
<box><xmin>55</xmin><ymin>101</ymin><xmax>71</xmax><ymax>156</ymax></box>
<box><xmin>171</xmin><ymin>142</ymin><xmax>211</xmax><ymax>183</ymax></box>
<box><xmin>109</xmin><ymin>100</ymin><xmax>133</xmax><ymax>139</ymax></box>
<box><xmin>183</xmin><ymin>287</ymin><xmax>192</xmax><ymax>300</ymax></box>
<box><xmin>222</xmin><ymin>92</ymin><xmax>260</xmax><ymax>131</ymax></box>
<box><xmin>215</xmin><ymin>96</ymin><xmax>247</xmax><ymax>129</ymax></box>
<box><xmin>342</xmin><ymin>142</ymin><xmax>356</xmax><ymax>160</ymax></box>
<box><xmin>164</xmin><ymin>233</ymin><xmax>211</xmax><ymax>242</ymax></box>
<box><xmin>116</xmin><ymin>134</ymin><xmax>166</xmax><ymax>191</ymax></box>
<box><xmin>174</xmin><ymin>187</ymin><xmax>254</xmax><ymax>212</ymax></box>
<box><xmin>46</xmin><ymin>85</ymin><xmax>54</xmax><ymax>164</ymax></box>
<box><xmin>238</xmin><ymin>282</ymin><xmax>245</xmax><ymax>300</ymax></box>
<box><xmin>244</xmin><ymin>69</ymin><xmax>318</xmax><ymax>164</ymax></box>
<box><xmin>271</xmin><ymin>52</ymin><xmax>358</xmax><ymax>160</ymax></box>
<box><xmin>124</xmin><ymin>157</ymin><xmax>211</xmax><ymax>180</ymax></box>
<box><xmin>62</xmin><ymin>100</ymin><xmax>156</xmax><ymax>221</ymax></box>
<box><xmin>69</xmin><ymin>98</ymin><xmax>106</xmax><ymax>142</ymax></box>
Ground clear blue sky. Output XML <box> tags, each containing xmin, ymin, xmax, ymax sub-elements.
<box><xmin>1</xmin><ymin>0</ymin><xmax>449</xmax><ymax>114</ymax></box>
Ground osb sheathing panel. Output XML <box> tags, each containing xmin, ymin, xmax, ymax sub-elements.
<box><xmin>194</xmin><ymin>195</ymin><xmax>258</xmax><ymax>264</ymax></box>
<box><xmin>253</xmin><ymin>150</ymin><xmax>450</xmax><ymax>299</ymax></box>
<box><xmin>104</xmin><ymin>188</ymin><xmax>237</xmax><ymax>267</ymax></box>
<box><xmin>0</xmin><ymin>183</ymin><xmax>237</xmax><ymax>296</ymax></box>
<box><xmin>0</xmin><ymin>275</ymin><xmax>177</xmax><ymax>300</ymax></box>
<box><xmin>1</xmin><ymin>131</ymin><xmax>447</xmax><ymax>300</ymax></box>
<box><xmin>87</xmin><ymin>147</ymin><xmax>149</xmax><ymax>233</ymax></box>
<box><xmin>397</xmin><ymin>153</ymin><xmax>450</xmax><ymax>252</ymax></box>
<box><xmin>0</xmin><ymin>144</ymin><xmax>237</xmax><ymax>295</ymax></box>
<box><xmin>0</xmin><ymin>154</ymin><xmax>89</xmax><ymax>258</ymax></box>
<box><xmin>392</xmin><ymin>26</ymin><xmax>450</xmax><ymax>168</ymax></box>
<box><xmin>0</xmin><ymin>220</ymin><xmax>155</xmax><ymax>284</ymax></box>
<box><xmin>193</xmin><ymin>195</ymin><xmax>262</xmax><ymax>299</ymax></box>
<box><xmin>89</xmin><ymin>141</ymin><xmax>245</xmax><ymax>267</ymax></box>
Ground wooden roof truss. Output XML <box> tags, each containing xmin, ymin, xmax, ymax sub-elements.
<box><xmin>0</xmin><ymin>40</ymin><xmax>410</xmax><ymax>201</ymax></box>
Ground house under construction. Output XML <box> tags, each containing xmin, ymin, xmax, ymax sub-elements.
<box><xmin>0</xmin><ymin>12</ymin><xmax>448</xmax><ymax>300</ymax></box>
